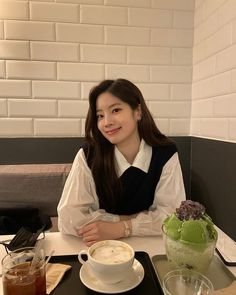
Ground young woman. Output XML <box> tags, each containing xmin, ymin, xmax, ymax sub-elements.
<box><xmin>57</xmin><ymin>79</ymin><xmax>186</xmax><ymax>246</ymax></box>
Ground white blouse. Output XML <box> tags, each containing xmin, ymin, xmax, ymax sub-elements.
<box><xmin>57</xmin><ymin>140</ymin><xmax>186</xmax><ymax>236</ymax></box>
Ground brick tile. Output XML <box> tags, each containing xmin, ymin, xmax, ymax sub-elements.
<box><xmin>151</xmin><ymin>28</ymin><xmax>193</xmax><ymax>47</ymax></box>
<box><xmin>81</xmin><ymin>5</ymin><xmax>127</xmax><ymax>25</ymax></box>
<box><xmin>0</xmin><ymin>119</ymin><xmax>32</xmax><ymax>136</ymax></box>
<box><xmin>105</xmin><ymin>0</ymin><xmax>150</xmax><ymax>8</ymax></box>
<box><xmin>33</xmin><ymin>81</ymin><xmax>80</xmax><ymax>99</ymax></box>
<box><xmin>128</xmin><ymin>46</ymin><xmax>171</xmax><ymax>65</ymax></box>
<box><xmin>8</xmin><ymin>99</ymin><xmax>57</xmax><ymax>117</ymax></box>
<box><xmin>106</xmin><ymin>64</ymin><xmax>149</xmax><ymax>82</ymax></box>
<box><xmin>0</xmin><ymin>80</ymin><xmax>31</xmax><ymax>98</ymax></box>
<box><xmin>0</xmin><ymin>40</ymin><xmax>29</xmax><ymax>60</ymax></box>
<box><xmin>129</xmin><ymin>8</ymin><xmax>172</xmax><ymax>27</ymax></box>
<box><xmin>81</xmin><ymin>44</ymin><xmax>126</xmax><ymax>64</ymax></box>
<box><xmin>56</xmin><ymin>23</ymin><xmax>103</xmax><ymax>43</ymax></box>
<box><xmin>105</xmin><ymin>26</ymin><xmax>149</xmax><ymax>45</ymax></box>
<box><xmin>34</xmin><ymin>119</ymin><xmax>81</xmax><ymax>136</ymax></box>
<box><xmin>0</xmin><ymin>1</ymin><xmax>28</xmax><ymax>20</ymax></box>
<box><xmin>151</xmin><ymin>66</ymin><xmax>192</xmax><ymax>83</ymax></box>
<box><xmin>5</xmin><ymin>20</ymin><xmax>55</xmax><ymax>41</ymax></box>
<box><xmin>31</xmin><ymin>42</ymin><xmax>79</xmax><ymax>62</ymax></box>
<box><xmin>30</xmin><ymin>2</ymin><xmax>78</xmax><ymax>23</ymax></box>
<box><xmin>0</xmin><ymin>99</ymin><xmax>7</xmax><ymax>116</ymax></box>
<box><xmin>58</xmin><ymin>63</ymin><xmax>104</xmax><ymax>81</ymax></box>
<box><xmin>6</xmin><ymin>61</ymin><xmax>56</xmax><ymax>80</ymax></box>
<box><xmin>58</xmin><ymin>100</ymin><xmax>89</xmax><ymax>117</ymax></box>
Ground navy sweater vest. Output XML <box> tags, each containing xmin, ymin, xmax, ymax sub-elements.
<box><xmin>83</xmin><ymin>144</ymin><xmax>177</xmax><ymax>215</ymax></box>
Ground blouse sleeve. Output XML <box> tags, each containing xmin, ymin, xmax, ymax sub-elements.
<box><xmin>57</xmin><ymin>148</ymin><xmax>120</xmax><ymax>236</ymax></box>
<box><xmin>131</xmin><ymin>152</ymin><xmax>186</xmax><ymax>236</ymax></box>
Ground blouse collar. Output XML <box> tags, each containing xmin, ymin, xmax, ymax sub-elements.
<box><xmin>115</xmin><ymin>139</ymin><xmax>152</xmax><ymax>177</ymax></box>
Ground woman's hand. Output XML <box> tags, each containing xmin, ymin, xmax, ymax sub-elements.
<box><xmin>77</xmin><ymin>221</ymin><xmax>127</xmax><ymax>246</ymax></box>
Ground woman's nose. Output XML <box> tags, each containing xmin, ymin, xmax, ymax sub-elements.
<box><xmin>104</xmin><ymin>114</ymin><xmax>113</xmax><ymax>126</ymax></box>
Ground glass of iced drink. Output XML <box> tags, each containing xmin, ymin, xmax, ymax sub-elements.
<box><xmin>1</xmin><ymin>247</ymin><xmax>46</xmax><ymax>295</ymax></box>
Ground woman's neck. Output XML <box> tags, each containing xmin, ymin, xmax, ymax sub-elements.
<box><xmin>116</xmin><ymin>137</ymin><xmax>141</xmax><ymax>164</ymax></box>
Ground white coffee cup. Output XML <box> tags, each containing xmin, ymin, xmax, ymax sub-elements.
<box><xmin>78</xmin><ymin>240</ymin><xmax>135</xmax><ymax>284</ymax></box>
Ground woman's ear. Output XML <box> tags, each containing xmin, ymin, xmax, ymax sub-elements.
<box><xmin>136</xmin><ymin>104</ymin><xmax>142</xmax><ymax>121</ymax></box>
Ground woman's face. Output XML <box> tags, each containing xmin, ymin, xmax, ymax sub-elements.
<box><xmin>96</xmin><ymin>92</ymin><xmax>141</xmax><ymax>148</ymax></box>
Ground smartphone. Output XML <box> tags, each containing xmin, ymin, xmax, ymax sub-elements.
<box><xmin>216</xmin><ymin>248</ymin><xmax>236</xmax><ymax>266</ymax></box>
<box><xmin>216</xmin><ymin>228</ymin><xmax>236</xmax><ymax>266</ymax></box>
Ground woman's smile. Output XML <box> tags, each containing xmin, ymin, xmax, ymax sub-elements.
<box><xmin>105</xmin><ymin>127</ymin><xmax>121</xmax><ymax>136</ymax></box>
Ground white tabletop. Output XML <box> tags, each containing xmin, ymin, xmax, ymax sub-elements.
<box><xmin>0</xmin><ymin>231</ymin><xmax>236</xmax><ymax>295</ymax></box>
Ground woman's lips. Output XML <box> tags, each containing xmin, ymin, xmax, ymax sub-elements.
<box><xmin>105</xmin><ymin>127</ymin><xmax>121</xmax><ymax>135</ymax></box>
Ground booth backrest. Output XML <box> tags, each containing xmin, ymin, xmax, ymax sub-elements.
<box><xmin>0</xmin><ymin>137</ymin><xmax>190</xmax><ymax>218</ymax></box>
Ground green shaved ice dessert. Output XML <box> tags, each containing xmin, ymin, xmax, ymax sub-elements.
<box><xmin>163</xmin><ymin>200</ymin><xmax>218</xmax><ymax>273</ymax></box>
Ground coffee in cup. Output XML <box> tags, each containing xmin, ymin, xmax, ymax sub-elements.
<box><xmin>78</xmin><ymin>240</ymin><xmax>134</xmax><ymax>284</ymax></box>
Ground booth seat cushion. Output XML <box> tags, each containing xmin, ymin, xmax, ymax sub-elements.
<box><xmin>0</xmin><ymin>163</ymin><xmax>72</xmax><ymax>217</ymax></box>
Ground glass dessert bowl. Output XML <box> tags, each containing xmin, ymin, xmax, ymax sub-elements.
<box><xmin>162</xmin><ymin>269</ymin><xmax>213</xmax><ymax>295</ymax></box>
<box><xmin>163</xmin><ymin>200</ymin><xmax>218</xmax><ymax>274</ymax></box>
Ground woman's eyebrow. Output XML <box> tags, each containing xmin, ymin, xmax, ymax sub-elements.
<box><xmin>96</xmin><ymin>103</ymin><xmax>122</xmax><ymax>113</ymax></box>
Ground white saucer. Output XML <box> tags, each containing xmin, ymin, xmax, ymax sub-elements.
<box><xmin>79</xmin><ymin>259</ymin><xmax>144</xmax><ymax>294</ymax></box>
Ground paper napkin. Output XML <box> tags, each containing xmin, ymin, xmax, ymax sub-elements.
<box><xmin>46</xmin><ymin>263</ymin><xmax>72</xmax><ymax>294</ymax></box>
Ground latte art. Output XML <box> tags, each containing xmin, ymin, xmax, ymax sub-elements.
<box><xmin>91</xmin><ymin>244</ymin><xmax>133</xmax><ymax>264</ymax></box>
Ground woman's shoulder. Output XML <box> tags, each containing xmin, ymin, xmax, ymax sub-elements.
<box><xmin>81</xmin><ymin>142</ymin><xmax>95</xmax><ymax>168</ymax></box>
<box><xmin>152</xmin><ymin>141</ymin><xmax>177</xmax><ymax>159</ymax></box>
<box><xmin>70</xmin><ymin>146</ymin><xmax>93</xmax><ymax>174</ymax></box>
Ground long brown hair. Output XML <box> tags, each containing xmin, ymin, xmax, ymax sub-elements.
<box><xmin>85</xmin><ymin>79</ymin><xmax>173</xmax><ymax>212</ymax></box>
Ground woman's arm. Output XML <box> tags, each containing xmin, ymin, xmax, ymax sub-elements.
<box><xmin>130</xmin><ymin>152</ymin><xmax>186</xmax><ymax>236</ymax></box>
<box><xmin>57</xmin><ymin>148</ymin><xmax>120</xmax><ymax>236</ymax></box>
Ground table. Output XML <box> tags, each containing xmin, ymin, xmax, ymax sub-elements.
<box><xmin>0</xmin><ymin>231</ymin><xmax>236</xmax><ymax>294</ymax></box>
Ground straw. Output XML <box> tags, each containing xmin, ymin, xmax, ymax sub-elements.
<box><xmin>45</xmin><ymin>250</ymin><xmax>55</xmax><ymax>266</ymax></box>
<box><xmin>30</xmin><ymin>240</ymin><xmax>43</xmax><ymax>269</ymax></box>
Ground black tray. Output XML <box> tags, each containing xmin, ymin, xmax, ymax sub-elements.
<box><xmin>49</xmin><ymin>251</ymin><xmax>163</xmax><ymax>295</ymax></box>
<box><xmin>152</xmin><ymin>254</ymin><xmax>235</xmax><ymax>291</ymax></box>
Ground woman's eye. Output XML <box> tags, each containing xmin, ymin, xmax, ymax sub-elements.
<box><xmin>97</xmin><ymin>114</ymin><xmax>103</xmax><ymax>120</ymax></box>
<box><xmin>112</xmin><ymin>108</ymin><xmax>121</xmax><ymax>113</ymax></box>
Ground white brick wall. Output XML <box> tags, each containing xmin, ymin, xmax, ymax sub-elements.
<box><xmin>0</xmin><ymin>80</ymin><xmax>31</xmax><ymax>97</ymax></box>
<box><xmin>105</xmin><ymin>26</ymin><xmax>149</xmax><ymax>45</ymax></box>
<box><xmin>81</xmin><ymin>44</ymin><xmax>126</xmax><ymax>64</ymax></box>
<box><xmin>81</xmin><ymin>5</ymin><xmax>127</xmax><ymax>25</ymax></box>
<box><xmin>58</xmin><ymin>100</ymin><xmax>89</xmax><ymax>117</ymax></box>
<box><xmin>128</xmin><ymin>8</ymin><xmax>172</xmax><ymax>27</ymax></box>
<box><xmin>56</xmin><ymin>23</ymin><xmax>103</xmax><ymax>43</ymax></box>
<box><xmin>30</xmin><ymin>2</ymin><xmax>79</xmax><ymax>23</ymax></box>
<box><xmin>0</xmin><ymin>1</ymin><xmax>28</xmax><ymax>20</ymax></box>
<box><xmin>192</xmin><ymin>0</ymin><xmax>236</xmax><ymax>142</ymax></box>
<box><xmin>8</xmin><ymin>99</ymin><xmax>57</xmax><ymax>117</ymax></box>
<box><xmin>31</xmin><ymin>42</ymin><xmax>79</xmax><ymax>62</ymax></box>
<box><xmin>0</xmin><ymin>40</ymin><xmax>30</xmax><ymax>60</ymax></box>
<box><xmin>127</xmin><ymin>47</ymin><xmax>171</xmax><ymax>65</ymax></box>
<box><xmin>32</xmin><ymin>81</ymin><xmax>80</xmax><ymax>99</ymax></box>
<box><xmin>0</xmin><ymin>61</ymin><xmax>5</xmax><ymax>78</ymax></box>
<box><xmin>0</xmin><ymin>0</ymin><xmax>196</xmax><ymax>138</ymax></box>
<box><xmin>0</xmin><ymin>99</ymin><xmax>7</xmax><ymax>116</ymax></box>
<box><xmin>0</xmin><ymin>118</ymin><xmax>32</xmax><ymax>136</ymax></box>
<box><xmin>0</xmin><ymin>21</ymin><xmax>3</xmax><ymax>39</ymax></box>
<box><xmin>34</xmin><ymin>119</ymin><xmax>81</xmax><ymax>136</ymax></box>
<box><xmin>5</xmin><ymin>21</ymin><xmax>55</xmax><ymax>41</ymax></box>
<box><xmin>6</xmin><ymin>61</ymin><xmax>56</xmax><ymax>80</ymax></box>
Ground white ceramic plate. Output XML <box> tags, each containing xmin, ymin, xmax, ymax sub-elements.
<box><xmin>79</xmin><ymin>258</ymin><xmax>144</xmax><ymax>294</ymax></box>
